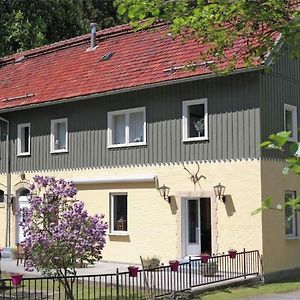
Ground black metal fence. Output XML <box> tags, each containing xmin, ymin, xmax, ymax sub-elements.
<box><xmin>0</xmin><ymin>249</ymin><xmax>260</xmax><ymax>299</ymax></box>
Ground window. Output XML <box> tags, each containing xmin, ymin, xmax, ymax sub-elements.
<box><xmin>182</xmin><ymin>99</ymin><xmax>208</xmax><ymax>142</ymax></box>
<box><xmin>110</xmin><ymin>193</ymin><xmax>128</xmax><ymax>233</ymax></box>
<box><xmin>17</xmin><ymin>123</ymin><xmax>30</xmax><ymax>156</ymax></box>
<box><xmin>0</xmin><ymin>190</ymin><xmax>4</xmax><ymax>203</ymax></box>
<box><xmin>107</xmin><ymin>107</ymin><xmax>146</xmax><ymax>147</ymax></box>
<box><xmin>284</xmin><ymin>104</ymin><xmax>297</xmax><ymax>142</ymax></box>
<box><xmin>51</xmin><ymin>118</ymin><xmax>68</xmax><ymax>153</ymax></box>
<box><xmin>285</xmin><ymin>191</ymin><xmax>297</xmax><ymax>237</ymax></box>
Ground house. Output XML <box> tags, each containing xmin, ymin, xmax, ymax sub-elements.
<box><xmin>0</xmin><ymin>22</ymin><xmax>299</xmax><ymax>281</ymax></box>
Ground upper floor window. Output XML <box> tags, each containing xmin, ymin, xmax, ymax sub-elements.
<box><xmin>110</xmin><ymin>193</ymin><xmax>128</xmax><ymax>233</ymax></box>
<box><xmin>51</xmin><ymin>118</ymin><xmax>68</xmax><ymax>153</ymax></box>
<box><xmin>107</xmin><ymin>107</ymin><xmax>146</xmax><ymax>148</ymax></box>
<box><xmin>182</xmin><ymin>98</ymin><xmax>208</xmax><ymax>142</ymax></box>
<box><xmin>284</xmin><ymin>104</ymin><xmax>297</xmax><ymax>142</ymax></box>
<box><xmin>285</xmin><ymin>191</ymin><xmax>297</xmax><ymax>238</ymax></box>
<box><xmin>17</xmin><ymin>123</ymin><xmax>30</xmax><ymax>156</ymax></box>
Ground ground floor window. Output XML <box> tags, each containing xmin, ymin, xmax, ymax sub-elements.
<box><xmin>0</xmin><ymin>190</ymin><xmax>4</xmax><ymax>203</ymax></box>
<box><xmin>285</xmin><ymin>191</ymin><xmax>297</xmax><ymax>237</ymax></box>
<box><xmin>110</xmin><ymin>193</ymin><xmax>128</xmax><ymax>233</ymax></box>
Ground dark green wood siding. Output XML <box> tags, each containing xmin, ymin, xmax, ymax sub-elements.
<box><xmin>0</xmin><ymin>72</ymin><xmax>261</xmax><ymax>173</ymax></box>
<box><xmin>261</xmin><ymin>47</ymin><xmax>300</xmax><ymax>159</ymax></box>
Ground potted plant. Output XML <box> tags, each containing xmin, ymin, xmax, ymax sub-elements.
<box><xmin>169</xmin><ymin>260</ymin><xmax>179</xmax><ymax>272</ymax></box>
<box><xmin>142</xmin><ymin>256</ymin><xmax>160</xmax><ymax>270</ymax></box>
<box><xmin>200</xmin><ymin>253</ymin><xmax>210</xmax><ymax>263</ymax></box>
<box><xmin>128</xmin><ymin>266</ymin><xmax>139</xmax><ymax>277</ymax></box>
<box><xmin>200</xmin><ymin>261</ymin><xmax>218</xmax><ymax>277</ymax></box>
<box><xmin>228</xmin><ymin>249</ymin><xmax>237</xmax><ymax>259</ymax></box>
<box><xmin>10</xmin><ymin>273</ymin><xmax>23</xmax><ymax>287</ymax></box>
<box><xmin>193</xmin><ymin>119</ymin><xmax>205</xmax><ymax>137</ymax></box>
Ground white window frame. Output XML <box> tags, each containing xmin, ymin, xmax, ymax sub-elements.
<box><xmin>107</xmin><ymin>107</ymin><xmax>146</xmax><ymax>148</ymax></box>
<box><xmin>50</xmin><ymin>118</ymin><xmax>68</xmax><ymax>154</ymax></box>
<box><xmin>285</xmin><ymin>191</ymin><xmax>297</xmax><ymax>238</ymax></box>
<box><xmin>17</xmin><ymin>123</ymin><xmax>31</xmax><ymax>156</ymax></box>
<box><xmin>182</xmin><ymin>98</ymin><xmax>208</xmax><ymax>142</ymax></box>
<box><xmin>284</xmin><ymin>104</ymin><xmax>297</xmax><ymax>142</ymax></box>
<box><xmin>109</xmin><ymin>193</ymin><xmax>128</xmax><ymax>235</ymax></box>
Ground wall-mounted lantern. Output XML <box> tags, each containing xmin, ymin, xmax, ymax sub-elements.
<box><xmin>157</xmin><ymin>184</ymin><xmax>171</xmax><ymax>203</ymax></box>
<box><xmin>214</xmin><ymin>183</ymin><xmax>226</xmax><ymax>203</ymax></box>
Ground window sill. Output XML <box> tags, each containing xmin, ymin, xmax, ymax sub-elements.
<box><xmin>108</xmin><ymin>142</ymin><xmax>147</xmax><ymax>149</ymax></box>
<box><xmin>183</xmin><ymin>137</ymin><xmax>208</xmax><ymax>143</ymax></box>
<box><xmin>51</xmin><ymin>149</ymin><xmax>68</xmax><ymax>154</ymax></box>
<box><xmin>285</xmin><ymin>236</ymin><xmax>298</xmax><ymax>240</ymax></box>
<box><xmin>17</xmin><ymin>153</ymin><xmax>31</xmax><ymax>157</ymax></box>
<box><xmin>108</xmin><ymin>232</ymin><xmax>129</xmax><ymax>237</ymax></box>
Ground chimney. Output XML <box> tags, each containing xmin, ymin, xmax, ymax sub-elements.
<box><xmin>90</xmin><ymin>22</ymin><xmax>97</xmax><ymax>49</ymax></box>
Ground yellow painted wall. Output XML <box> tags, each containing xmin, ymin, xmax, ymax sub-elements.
<box><xmin>1</xmin><ymin>159</ymin><xmax>262</xmax><ymax>265</ymax></box>
<box><xmin>0</xmin><ymin>203</ymin><xmax>6</xmax><ymax>247</ymax></box>
<box><xmin>261</xmin><ymin>160</ymin><xmax>300</xmax><ymax>274</ymax></box>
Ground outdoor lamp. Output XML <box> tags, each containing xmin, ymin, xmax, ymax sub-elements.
<box><xmin>157</xmin><ymin>184</ymin><xmax>171</xmax><ymax>203</ymax></box>
<box><xmin>214</xmin><ymin>183</ymin><xmax>226</xmax><ymax>203</ymax></box>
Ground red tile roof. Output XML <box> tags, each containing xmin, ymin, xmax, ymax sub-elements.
<box><xmin>0</xmin><ymin>23</ymin><xmax>276</xmax><ymax>111</ymax></box>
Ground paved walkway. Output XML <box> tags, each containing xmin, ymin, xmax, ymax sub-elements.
<box><xmin>242</xmin><ymin>289</ymin><xmax>300</xmax><ymax>300</ymax></box>
<box><xmin>0</xmin><ymin>257</ymin><xmax>133</xmax><ymax>277</ymax></box>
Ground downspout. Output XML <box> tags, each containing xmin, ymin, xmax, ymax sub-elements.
<box><xmin>0</xmin><ymin>117</ymin><xmax>11</xmax><ymax>247</ymax></box>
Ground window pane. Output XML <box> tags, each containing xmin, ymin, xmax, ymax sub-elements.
<box><xmin>188</xmin><ymin>104</ymin><xmax>205</xmax><ymax>138</ymax></box>
<box><xmin>285</xmin><ymin>110</ymin><xmax>293</xmax><ymax>133</ymax></box>
<box><xmin>21</xmin><ymin>126</ymin><xmax>29</xmax><ymax>153</ymax></box>
<box><xmin>0</xmin><ymin>190</ymin><xmax>4</xmax><ymax>203</ymax></box>
<box><xmin>285</xmin><ymin>206</ymin><xmax>294</xmax><ymax>235</ymax></box>
<box><xmin>129</xmin><ymin>111</ymin><xmax>144</xmax><ymax>143</ymax></box>
<box><xmin>113</xmin><ymin>195</ymin><xmax>127</xmax><ymax>231</ymax></box>
<box><xmin>113</xmin><ymin>114</ymin><xmax>126</xmax><ymax>144</ymax></box>
<box><xmin>54</xmin><ymin>122</ymin><xmax>66</xmax><ymax>150</ymax></box>
<box><xmin>285</xmin><ymin>192</ymin><xmax>297</xmax><ymax>236</ymax></box>
<box><xmin>188</xmin><ymin>200</ymin><xmax>199</xmax><ymax>244</ymax></box>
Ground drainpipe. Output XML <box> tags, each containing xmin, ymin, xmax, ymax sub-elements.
<box><xmin>0</xmin><ymin>117</ymin><xmax>11</xmax><ymax>247</ymax></box>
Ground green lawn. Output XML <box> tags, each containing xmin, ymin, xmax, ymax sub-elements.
<box><xmin>197</xmin><ymin>279</ymin><xmax>300</xmax><ymax>300</ymax></box>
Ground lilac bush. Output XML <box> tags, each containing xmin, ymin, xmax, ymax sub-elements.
<box><xmin>21</xmin><ymin>176</ymin><xmax>108</xmax><ymax>299</ymax></box>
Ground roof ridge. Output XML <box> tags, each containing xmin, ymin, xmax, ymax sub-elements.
<box><xmin>0</xmin><ymin>22</ymin><xmax>166</xmax><ymax>66</ymax></box>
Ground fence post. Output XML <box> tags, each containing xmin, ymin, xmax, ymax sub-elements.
<box><xmin>116</xmin><ymin>268</ymin><xmax>119</xmax><ymax>300</ymax></box>
<box><xmin>189</xmin><ymin>256</ymin><xmax>192</xmax><ymax>288</ymax></box>
<box><xmin>260</xmin><ymin>254</ymin><xmax>265</xmax><ymax>284</ymax></box>
<box><xmin>243</xmin><ymin>248</ymin><xmax>246</xmax><ymax>279</ymax></box>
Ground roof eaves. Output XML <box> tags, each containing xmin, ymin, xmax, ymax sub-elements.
<box><xmin>0</xmin><ymin>65</ymin><xmax>263</xmax><ymax>114</ymax></box>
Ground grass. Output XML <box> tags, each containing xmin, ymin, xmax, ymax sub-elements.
<box><xmin>197</xmin><ymin>278</ymin><xmax>300</xmax><ymax>300</ymax></box>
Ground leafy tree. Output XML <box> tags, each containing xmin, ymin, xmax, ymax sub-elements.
<box><xmin>21</xmin><ymin>176</ymin><xmax>108</xmax><ymax>300</ymax></box>
<box><xmin>252</xmin><ymin>131</ymin><xmax>300</xmax><ymax>214</ymax></box>
<box><xmin>82</xmin><ymin>0</ymin><xmax>120</xmax><ymax>29</ymax></box>
<box><xmin>114</xmin><ymin>0</ymin><xmax>300</xmax><ymax>70</ymax></box>
<box><xmin>0</xmin><ymin>0</ymin><xmax>121</xmax><ymax>57</ymax></box>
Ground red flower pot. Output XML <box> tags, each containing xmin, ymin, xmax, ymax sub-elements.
<box><xmin>128</xmin><ymin>266</ymin><xmax>139</xmax><ymax>277</ymax></box>
<box><xmin>228</xmin><ymin>250</ymin><xmax>237</xmax><ymax>259</ymax></box>
<box><xmin>200</xmin><ymin>254</ymin><xmax>210</xmax><ymax>263</ymax></box>
<box><xmin>169</xmin><ymin>260</ymin><xmax>179</xmax><ymax>272</ymax></box>
<box><xmin>11</xmin><ymin>274</ymin><xmax>23</xmax><ymax>287</ymax></box>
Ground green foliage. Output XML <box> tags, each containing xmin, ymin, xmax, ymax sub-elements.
<box><xmin>0</xmin><ymin>0</ymin><xmax>121</xmax><ymax>57</ymax></box>
<box><xmin>253</xmin><ymin>130</ymin><xmax>300</xmax><ymax>214</ymax></box>
<box><xmin>114</xmin><ymin>0</ymin><xmax>300</xmax><ymax>70</ymax></box>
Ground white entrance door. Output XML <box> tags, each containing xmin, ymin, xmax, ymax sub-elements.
<box><xmin>17</xmin><ymin>196</ymin><xmax>29</xmax><ymax>243</ymax></box>
<box><xmin>185</xmin><ymin>199</ymin><xmax>201</xmax><ymax>256</ymax></box>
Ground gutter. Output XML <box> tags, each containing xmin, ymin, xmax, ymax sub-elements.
<box><xmin>0</xmin><ymin>66</ymin><xmax>263</xmax><ymax>114</ymax></box>
<box><xmin>0</xmin><ymin>117</ymin><xmax>11</xmax><ymax>247</ymax></box>
<box><xmin>73</xmin><ymin>175</ymin><xmax>158</xmax><ymax>186</ymax></box>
